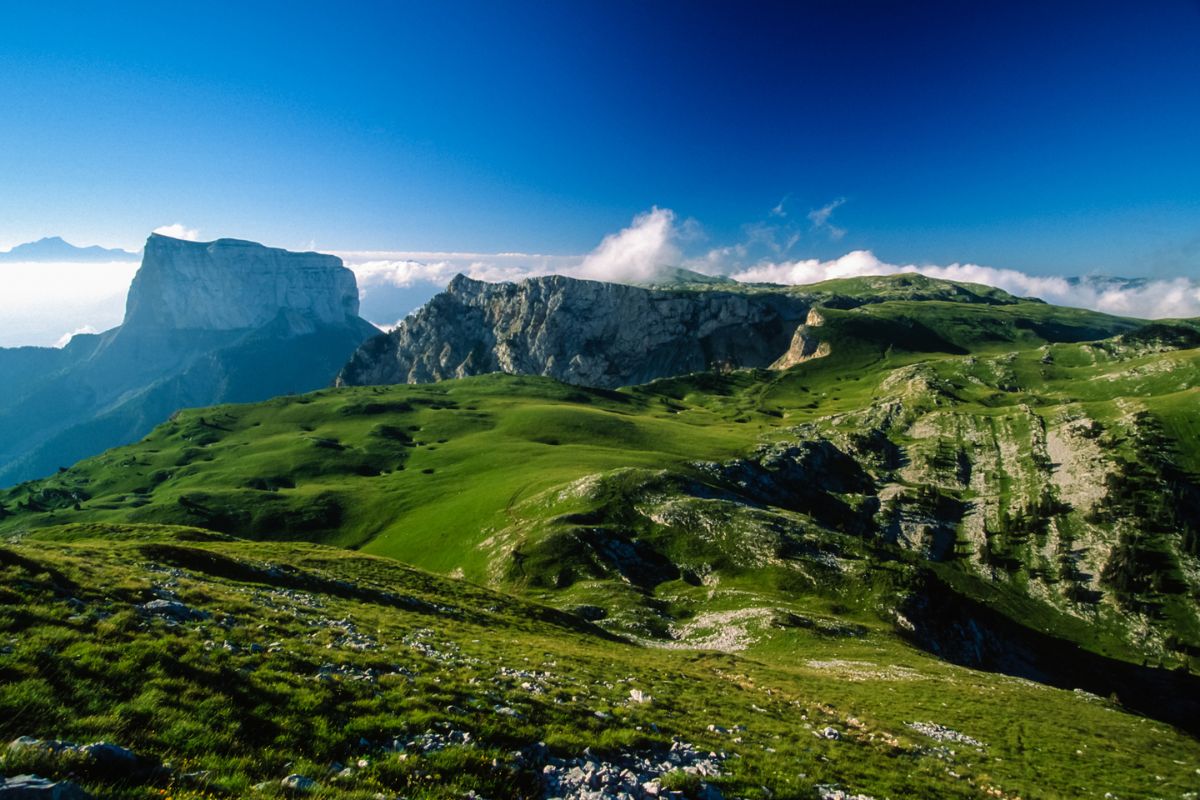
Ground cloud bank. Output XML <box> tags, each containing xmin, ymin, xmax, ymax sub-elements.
<box><xmin>343</xmin><ymin>207</ymin><xmax>1200</xmax><ymax>325</ymax></box>
<box><xmin>0</xmin><ymin>260</ymin><xmax>140</xmax><ymax>347</ymax></box>
<box><xmin>3</xmin><ymin>207</ymin><xmax>1197</xmax><ymax>348</ymax></box>
<box><xmin>731</xmin><ymin>251</ymin><xmax>1200</xmax><ymax>320</ymax></box>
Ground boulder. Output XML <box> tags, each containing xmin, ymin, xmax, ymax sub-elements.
<box><xmin>137</xmin><ymin>600</ymin><xmax>209</xmax><ymax>623</ymax></box>
<box><xmin>77</xmin><ymin>742</ymin><xmax>138</xmax><ymax>774</ymax></box>
<box><xmin>6</xmin><ymin>739</ymin><xmax>77</xmax><ymax>757</ymax></box>
<box><xmin>280</xmin><ymin>774</ymin><xmax>316</xmax><ymax>794</ymax></box>
<box><xmin>0</xmin><ymin>775</ymin><xmax>92</xmax><ymax>799</ymax></box>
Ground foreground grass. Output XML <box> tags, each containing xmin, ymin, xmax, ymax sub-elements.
<box><xmin>2</xmin><ymin>524</ymin><xmax>1198</xmax><ymax>799</ymax></box>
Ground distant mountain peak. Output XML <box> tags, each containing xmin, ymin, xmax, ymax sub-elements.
<box><xmin>635</xmin><ymin>266</ymin><xmax>739</xmax><ymax>288</ymax></box>
<box><xmin>0</xmin><ymin>236</ymin><xmax>139</xmax><ymax>263</ymax></box>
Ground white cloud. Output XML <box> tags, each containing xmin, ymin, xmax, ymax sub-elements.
<box><xmin>575</xmin><ymin>207</ymin><xmax>681</xmax><ymax>283</ymax></box>
<box><xmin>769</xmin><ymin>195</ymin><xmax>790</xmax><ymax>218</ymax></box>
<box><xmin>344</xmin><ymin>209</ymin><xmax>1200</xmax><ymax>322</ymax></box>
<box><xmin>344</xmin><ymin>253</ymin><xmax>573</xmax><ymax>291</ymax></box>
<box><xmin>342</xmin><ymin>207</ymin><xmax>689</xmax><ymax>293</ymax></box>
<box><xmin>0</xmin><ymin>260</ymin><xmax>140</xmax><ymax>347</ymax></box>
<box><xmin>152</xmin><ymin>223</ymin><xmax>200</xmax><ymax>241</ymax></box>
<box><xmin>807</xmin><ymin>198</ymin><xmax>847</xmax><ymax>240</ymax></box>
<box><xmin>730</xmin><ymin>250</ymin><xmax>1200</xmax><ymax>320</ymax></box>
<box><xmin>338</xmin><ymin>208</ymin><xmax>687</xmax><ymax>324</ymax></box>
<box><xmin>339</xmin><ymin>252</ymin><xmax>581</xmax><ymax>331</ymax></box>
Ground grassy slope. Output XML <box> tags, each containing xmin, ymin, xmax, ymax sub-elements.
<box><xmin>2</xmin><ymin>300</ymin><xmax>1196</xmax><ymax>655</ymax></box>
<box><xmin>1</xmin><ymin>524</ymin><xmax>1197</xmax><ymax>800</ymax></box>
<box><xmin>0</xmin><ymin>375</ymin><xmax>754</xmax><ymax>574</ymax></box>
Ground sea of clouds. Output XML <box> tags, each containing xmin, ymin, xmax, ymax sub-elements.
<box><xmin>0</xmin><ymin>261</ymin><xmax>140</xmax><ymax>348</ymax></box>
<box><xmin>2</xmin><ymin>208</ymin><xmax>1197</xmax><ymax>348</ymax></box>
<box><xmin>345</xmin><ymin>207</ymin><xmax>1200</xmax><ymax>329</ymax></box>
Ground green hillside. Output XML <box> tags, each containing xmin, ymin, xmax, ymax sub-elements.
<box><xmin>2</xmin><ymin>287</ymin><xmax>1199</xmax><ymax>798</ymax></box>
<box><xmin>1</xmin><ymin>525</ymin><xmax>1197</xmax><ymax>800</ymax></box>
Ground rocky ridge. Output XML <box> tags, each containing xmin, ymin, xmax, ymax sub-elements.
<box><xmin>338</xmin><ymin>274</ymin><xmax>812</xmax><ymax>389</ymax></box>
<box><xmin>0</xmin><ymin>236</ymin><xmax>138</xmax><ymax>263</ymax></box>
<box><xmin>336</xmin><ymin>271</ymin><xmax>1050</xmax><ymax>390</ymax></box>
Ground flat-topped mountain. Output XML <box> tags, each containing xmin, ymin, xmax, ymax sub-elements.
<box><xmin>0</xmin><ymin>235</ymin><xmax>138</xmax><ymax>262</ymax></box>
<box><xmin>124</xmin><ymin>234</ymin><xmax>360</xmax><ymax>332</ymax></box>
<box><xmin>0</xmin><ymin>235</ymin><xmax>377</xmax><ymax>487</ymax></box>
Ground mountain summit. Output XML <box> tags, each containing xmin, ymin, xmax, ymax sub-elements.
<box><xmin>123</xmin><ymin>235</ymin><xmax>360</xmax><ymax>332</ymax></box>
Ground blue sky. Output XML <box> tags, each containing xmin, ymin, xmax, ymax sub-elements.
<box><xmin>1</xmin><ymin>0</ymin><xmax>1198</xmax><ymax>278</ymax></box>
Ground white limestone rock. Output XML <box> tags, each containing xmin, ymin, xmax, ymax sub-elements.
<box><xmin>123</xmin><ymin>234</ymin><xmax>359</xmax><ymax>332</ymax></box>
<box><xmin>337</xmin><ymin>273</ymin><xmax>811</xmax><ymax>389</ymax></box>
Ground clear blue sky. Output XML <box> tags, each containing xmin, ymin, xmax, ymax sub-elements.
<box><xmin>1</xmin><ymin>0</ymin><xmax>1198</xmax><ymax>276</ymax></box>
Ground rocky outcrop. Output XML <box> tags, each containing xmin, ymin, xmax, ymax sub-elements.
<box><xmin>771</xmin><ymin>307</ymin><xmax>832</xmax><ymax>369</ymax></box>
<box><xmin>338</xmin><ymin>274</ymin><xmax>812</xmax><ymax>389</ymax></box>
<box><xmin>0</xmin><ymin>775</ymin><xmax>92</xmax><ymax>799</ymax></box>
<box><xmin>123</xmin><ymin>235</ymin><xmax>360</xmax><ymax>333</ymax></box>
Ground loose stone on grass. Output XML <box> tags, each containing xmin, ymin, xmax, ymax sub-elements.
<box><xmin>0</xmin><ymin>775</ymin><xmax>92</xmax><ymax>800</ymax></box>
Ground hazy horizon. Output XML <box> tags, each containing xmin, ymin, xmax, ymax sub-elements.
<box><xmin>3</xmin><ymin>211</ymin><xmax>1199</xmax><ymax>349</ymax></box>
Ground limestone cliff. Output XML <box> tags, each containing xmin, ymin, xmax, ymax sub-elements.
<box><xmin>770</xmin><ymin>307</ymin><xmax>832</xmax><ymax>369</ymax></box>
<box><xmin>123</xmin><ymin>235</ymin><xmax>360</xmax><ymax>332</ymax></box>
<box><xmin>338</xmin><ymin>274</ymin><xmax>812</xmax><ymax>389</ymax></box>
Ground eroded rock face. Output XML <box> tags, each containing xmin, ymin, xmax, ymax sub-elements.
<box><xmin>771</xmin><ymin>307</ymin><xmax>832</xmax><ymax>369</ymax></box>
<box><xmin>338</xmin><ymin>274</ymin><xmax>811</xmax><ymax>389</ymax></box>
<box><xmin>123</xmin><ymin>235</ymin><xmax>360</xmax><ymax>332</ymax></box>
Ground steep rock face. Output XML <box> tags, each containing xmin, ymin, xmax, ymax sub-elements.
<box><xmin>338</xmin><ymin>274</ymin><xmax>811</xmax><ymax>388</ymax></box>
<box><xmin>770</xmin><ymin>307</ymin><xmax>832</xmax><ymax>369</ymax></box>
<box><xmin>123</xmin><ymin>235</ymin><xmax>360</xmax><ymax>332</ymax></box>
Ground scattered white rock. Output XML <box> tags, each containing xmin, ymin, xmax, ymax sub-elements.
<box><xmin>524</xmin><ymin>738</ymin><xmax>725</xmax><ymax>800</ymax></box>
<box><xmin>906</xmin><ymin>721</ymin><xmax>985</xmax><ymax>748</ymax></box>
<box><xmin>280</xmin><ymin>774</ymin><xmax>316</xmax><ymax>794</ymax></box>
<box><xmin>816</xmin><ymin>784</ymin><xmax>877</xmax><ymax>800</ymax></box>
